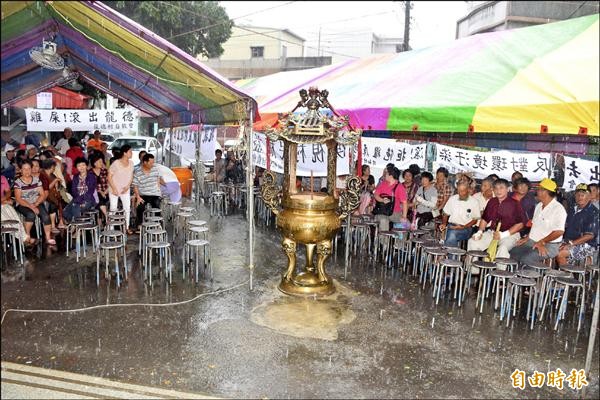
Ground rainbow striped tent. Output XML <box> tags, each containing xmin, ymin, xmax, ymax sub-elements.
<box><xmin>1</xmin><ymin>1</ymin><xmax>256</xmax><ymax>126</ymax></box>
<box><xmin>237</xmin><ymin>14</ymin><xmax>599</xmax><ymax>136</ymax></box>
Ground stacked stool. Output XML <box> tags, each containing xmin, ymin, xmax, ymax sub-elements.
<box><xmin>1</xmin><ymin>223</ymin><xmax>24</xmax><ymax>265</ymax></box>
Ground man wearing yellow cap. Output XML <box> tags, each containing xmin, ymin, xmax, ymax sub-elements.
<box><xmin>510</xmin><ymin>178</ymin><xmax>567</xmax><ymax>265</ymax></box>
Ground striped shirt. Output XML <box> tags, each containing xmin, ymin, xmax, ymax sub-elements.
<box><xmin>14</xmin><ymin>176</ymin><xmax>42</xmax><ymax>204</ymax></box>
<box><xmin>133</xmin><ymin>165</ymin><xmax>161</xmax><ymax>196</ymax></box>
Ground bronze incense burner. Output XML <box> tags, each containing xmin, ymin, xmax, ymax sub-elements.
<box><xmin>261</xmin><ymin>87</ymin><xmax>361</xmax><ymax>296</ymax></box>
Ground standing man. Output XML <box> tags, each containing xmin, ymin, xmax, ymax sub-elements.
<box><xmin>468</xmin><ymin>179</ymin><xmax>527</xmax><ymax>262</ymax></box>
<box><xmin>55</xmin><ymin>128</ymin><xmax>73</xmax><ymax>156</ymax></box>
<box><xmin>556</xmin><ymin>184</ymin><xmax>598</xmax><ymax>266</ymax></box>
<box><xmin>213</xmin><ymin>149</ymin><xmax>227</xmax><ymax>183</ymax></box>
<box><xmin>133</xmin><ymin>153</ymin><xmax>164</xmax><ymax>228</ymax></box>
<box><xmin>439</xmin><ymin>181</ymin><xmax>480</xmax><ymax>247</ymax></box>
<box><xmin>86</xmin><ymin>130</ymin><xmax>104</xmax><ymax>152</ymax></box>
<box><xmin>510</xmin><ymin>178</ymin><xmax>567</xmax><ymax>266</ymax></box>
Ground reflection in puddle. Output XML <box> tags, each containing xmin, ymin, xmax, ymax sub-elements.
<box><xmin>250</xmin><ymin>280</ymin><xmax>357</xmax><ymax>341</ymax></box>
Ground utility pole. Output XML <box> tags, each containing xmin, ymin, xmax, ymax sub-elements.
<box><xmin>317</xmin><ymin>26</ymin><xmax>321</xmax><ymax>57</ymax></box>
<box><xmin>403</xmin><ymin>1</ymin><xmax>411</xmax><ymax>52</ymax></box>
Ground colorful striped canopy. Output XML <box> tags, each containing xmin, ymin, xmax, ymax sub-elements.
<box><xmin>1</xmin><ymin>1</ymin><xmax>257</xmax><ymax>126</ymax></box>
<box><xmin>237</xmin><ymin>14</ymin><xmax>599</xmax><ymax>136</ymax></box>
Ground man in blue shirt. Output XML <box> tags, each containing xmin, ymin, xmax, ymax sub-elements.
<box><xmin>557</xmin><ymin>183</ymin><xmax>599</xmax><ymax>266</ymax></box>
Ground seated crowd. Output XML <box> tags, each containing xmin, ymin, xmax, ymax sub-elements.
<box><xmin>351</xmin><ymin>163</ymin><xmax>599</xmax><ymax>268</ymax></box>
<box><xmin>1</xmin><ymin>128</ymin><xmax>181</xmax><ymax>247</ymax></box>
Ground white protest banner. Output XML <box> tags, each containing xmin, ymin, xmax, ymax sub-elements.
<box><xmin>36</xmin><ymin>92</ymin><xmax>52</xmax><ymax>109</ymax></box>
<box><xmin>361</xmin><ymin>137</ymin><xmax>427</xmax><ymax>172</ymax></box>
<box><xmin>199</xmin><ymin>125</ymin><xmax>217</xmax><ymax>162</ymax></box>
<box><xmin>252</xmin><ymin>132</ymin><xmax>268</xmax><ymax>170</ymax></box>
<box><xmin>434</xmin><ymin>143</ymin><xmax>552</xmax><ymax>181</ymax></box>
<box><xmin>165</xmin><ymin>125</ymin><xmax>197</xmax><ymax>162</ymax></box>
<box><xmin>164</xmin><ymin>125</ymin><xmax>217</xmax><ymax>162</ymax></box>
<box><xmin>26</xmin><ymin>108</ymin><xmax>138</xmax><ymax>132</ymax></box>
<box><xmin>562</xmin><ymin>155</ymin><xmax>600</xmax><ymax>190</ymax></box>
<box><xmin>252</xmin><ymin>132</ymin><xmax>350</xmax><ymax>177</ymax></box>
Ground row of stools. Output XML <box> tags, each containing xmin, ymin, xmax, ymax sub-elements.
<box><xmin>334</xmin><ymin>218</ymin><xmax>598</xmax><ymax>332</ymax></box>
<box><xmin>411</xmin><ymin>235</ymin><xmax>595</xmax><ymax>331</ymax></box>
<box><xmin>60</xmin><ymin>203</ymin><xmax>213</xmax><ymax>288</ymax></box>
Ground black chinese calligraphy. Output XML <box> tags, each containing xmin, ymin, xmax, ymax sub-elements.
<box><xmin>438</xmin><ymin>148</ymin><xmax>452</xmax><ymax>163</ymax></box>
<box><xmin>590</xmin><ymin>164</ymin><xmax>600</xmax><ymax>183</ymax></box>
<box><xmin>105</xmin><ymin>111</ymin><xmax>117</xmax><ymax>123</ymax></box>
<box><xmin>533</xmin><ymin>156</ymin><xmax>549</xmax><ymax>173</ymax></box>
<box><xmin>566</xmin><ymin>160</ymin><xmax>580</xmax><ymax>178</ymax></box>
<box><xmin>29</xmin><ymin>110</ymin><xmax>42</xmax><ymax>123</ymax></box>
<box><xmin>312</xmin><ymin>143</ymin><xmax>325</xmax><ymax>163</ymax></box>
<box><xmin>491</xmin><ymin>156</ymin><xmax>507</xmax><ymax>171</ymax></box>
<box><xmin>69</xmin><ymin>112</ymin><xmax>81</xmax><ymax>124</ymax></box>
<box><xmin>472</xmin><ymin>154</ymin><xmax>488</xmax><ymax>170</ymax></box>
<box><xmin>383</xmin><ymin>147</ymin><xmax>394</xmax><ymax>162</ymax></box>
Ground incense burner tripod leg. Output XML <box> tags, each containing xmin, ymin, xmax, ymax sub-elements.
<box><xmin>282</xmin><ymin>237</ymin><xmax>297</xmax><ymax>281</ymax></box>
<box><xmin>316</xmin><ymin>239</ymin><xmax>333</xmax><ymax>284</ymax></box>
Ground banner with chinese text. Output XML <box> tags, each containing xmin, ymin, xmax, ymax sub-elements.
<box><xmin>562</xmin><ymin>155</ymin><xmax>600</xmax><ymax>190</ymax></box>
<box><xmin>252</xmin><ymin>132</ymin><xmax>350</xmax><ymax>177</ymax></box>
<box><xmin>26</xmin><ymin>108</ymin><xmax>138</xmax><ymax>132</ymax></box>
<box><xmin>164</xmin><ymin>125</ymin><xmax>216</xmax><ymax>162</ymax></box>
<box><xmin>361</xmin><ymin>137</ymin><xmax>427</xmax><ymax>171</ymax></box>
<box><xmin>434</xmin><ymin>143</ymin><xmax>552</xmax><ymax>181</ymax></box>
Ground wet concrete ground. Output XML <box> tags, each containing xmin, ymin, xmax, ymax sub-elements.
<box><xmin>1</xmin><ymin>202</ymin><xmax>599</xmax><ymax>399</ymax></box>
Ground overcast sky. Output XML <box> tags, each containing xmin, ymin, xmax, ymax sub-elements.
<box><xmin>219</xmin><ymin>1</ymin><xmax>471</xmax><ymax>54</ymax></box>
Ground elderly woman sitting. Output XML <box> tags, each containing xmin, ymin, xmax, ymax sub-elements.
<box><xmin>13</xmin><ymin>160</ymin><xmax>55</xmax><ymax>245</ymax></box>
<box><xmin>63</xmin><ymin>157</ymin><xmax>97</xmax><ymax>222</ymax></box>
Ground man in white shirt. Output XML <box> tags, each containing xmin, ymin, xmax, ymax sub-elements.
<box><xmin>55</xmin><ymin>128</ymin><xmax>73</xmax><ymax>156</ymax></box>
<box><xmin>440</xmin><ymin>181</ymin><xmax>480</xmax><ymax>247</ymax></box>
<box><xmin>510</xmin><ymin>178</ymin><xmax>567</xmax><ymax>266</ymax></box>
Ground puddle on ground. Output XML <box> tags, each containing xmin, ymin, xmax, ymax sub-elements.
<box><xmin>250</xmin><ymin>279</ymin><xmax>358</xmax><ymax>341</ymax></box>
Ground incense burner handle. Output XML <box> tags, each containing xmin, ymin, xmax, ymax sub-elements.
<box><xmin>337</xmin><ymin>176</ymin><xmax>361</xmax><ymax>220</ymax></box>
<box><xmin>261</xmin><ymin>170</ymin><xmax>281</xmax><ymax>215</ymax></box>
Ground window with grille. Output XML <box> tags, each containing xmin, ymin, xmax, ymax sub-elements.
<box><xmin>250</xmin><ymin>46</ymin><xmax>264</xmax><ymax>58</ymax></box>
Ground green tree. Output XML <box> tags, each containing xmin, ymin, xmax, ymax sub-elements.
<box><xmin>103</xmin><ymin>1</ymin><xmax>232</xmax><ymax>58</ymax></box>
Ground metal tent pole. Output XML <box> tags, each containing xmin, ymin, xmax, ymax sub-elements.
<box><xmin>246</xmin><ymin>102</ymin><xmax>255</xmax><ymax>291</ymax></box>
<box><xmin>194</xmin><ymin>117</ymin><xmax>202</xmax><ymax>205</ymax></box>
<box><xmin>584</xmin><ymin>277</ymin><xmax>599</xmax><ymax>379</ymax></box>
<box><xmin>344</xmin><ymin>142</ymin><xmax>357</xmax><ymax>279</ymax></box>
<box><xmin>168</xmin><ymin>117</ymin><xmax>174</xmax><ymax>168</ymax></box>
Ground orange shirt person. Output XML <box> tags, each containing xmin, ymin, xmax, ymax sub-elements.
<box><xmin>86</xmin><ymin>130</ymin><xmax>104</xmax><ymax>152</ymax></box>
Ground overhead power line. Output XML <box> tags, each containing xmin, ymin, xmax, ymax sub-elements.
<box><xmin>234</xmin><ymin>25</ymin><xmax>360</xmax><ymax>59</ymax></box>
<box><xmin>163</xmin><ymin>1</ymin><xmax>296</xmax><ymax>40</ymax></box>
<box><xmin>567</xmin><ymin>1</ymin><xmax>588</xmax><ymax>18</ymax></box>
<box><xmin>159</xmin><ymin>1</ymin><xmax>363</xmax><ymax>59</ymax></box>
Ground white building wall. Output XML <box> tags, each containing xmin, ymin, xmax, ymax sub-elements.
<box><xmin>202</xmin><ymin>26</ymin><xmax>304</xmax><ymax>60</ymax></box>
